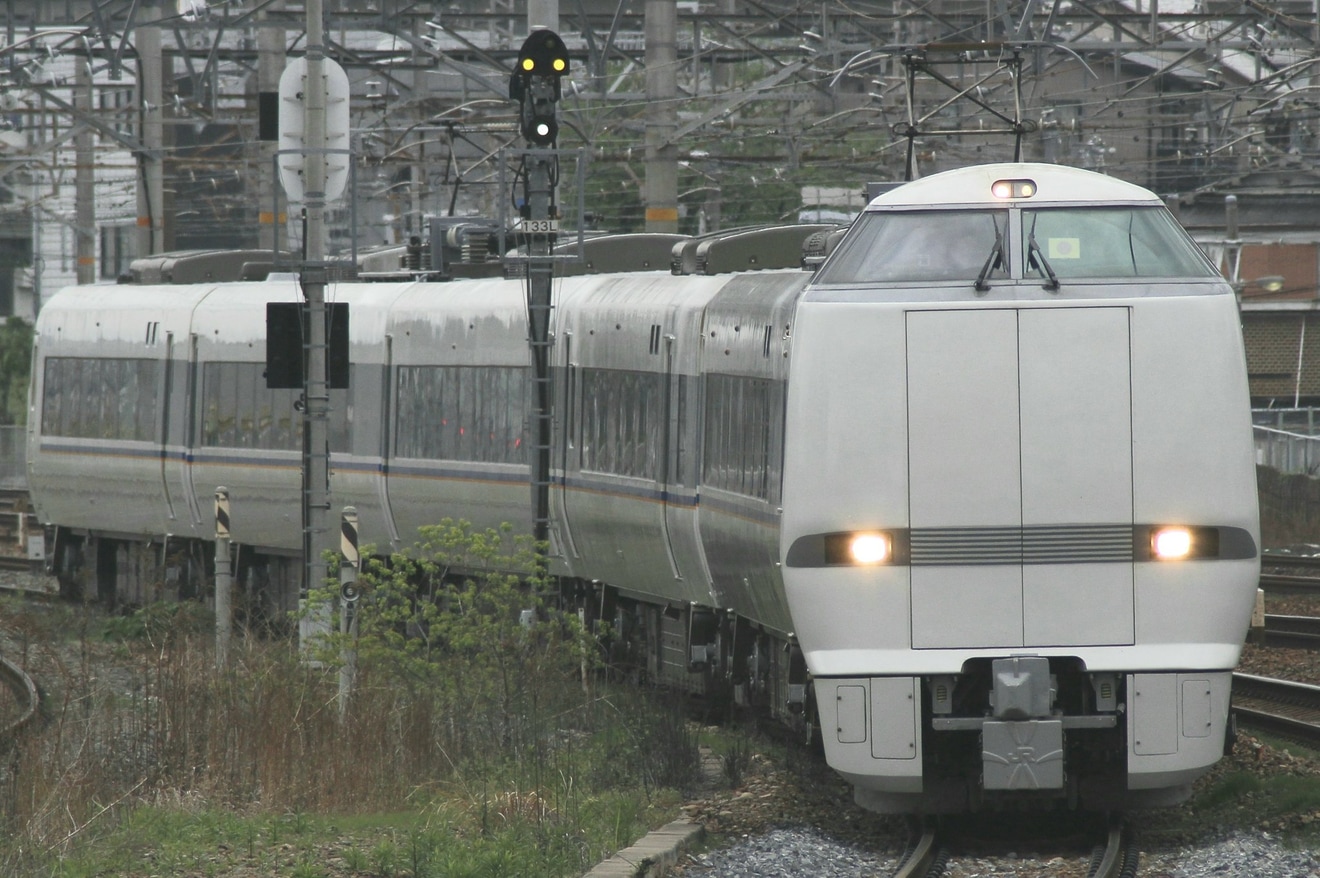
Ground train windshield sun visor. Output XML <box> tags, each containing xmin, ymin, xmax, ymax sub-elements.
<box><xmin>814</xmin><ymin>210</ymin><xmax>1010</xmax><ymax>285</ymax></box>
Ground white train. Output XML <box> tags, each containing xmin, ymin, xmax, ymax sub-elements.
<box><xmin>26</xmin><ymin>163</ymin><xmax>1260</xmax><ymax>813</ymax></box>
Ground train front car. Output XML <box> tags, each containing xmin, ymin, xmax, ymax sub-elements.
<box><xmin>780</xmin><ymin>163</ymin><xmax>1260</xmax><ymax>814</ymax></box>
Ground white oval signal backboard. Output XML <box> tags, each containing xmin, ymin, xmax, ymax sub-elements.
<box><xmin>278</xmin><ymin>56</ymin><xmax>351</xmax><ymax>204</ymax></box>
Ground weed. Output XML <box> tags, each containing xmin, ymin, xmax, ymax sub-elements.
<box><xmin>1196</xmin><ymin>771</ymin><xmax>1263</xmax><ymax>809</ymax></box>
<box><xmin>0</xmin><ymin>520</ymin><xmax>700</xmax><ymax>877</ymax></box>
<box><xmin>291</xmin><ymin>856</ymin><xmax>325</xmax><ymax>878</ymax></box>
<box><xmin>372</xmin><ymin>837</ymin><xmax>399</xmax><ymax>877</ymax></box>
<box><xmin>722</xmin><ymin>734</ymin><xmax>753</xmax><ymax>788</ymax></box>
<box><xmin>342</xmin><ymin>844</ymin><xmax>369</xmax><ymax>873</ymax></box>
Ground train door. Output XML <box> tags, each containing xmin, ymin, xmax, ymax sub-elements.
<box><xmin>179</xmin><ymin>333</ymin><xmax>204</xmax><ymax>528</ymax></box>
<box><xmin>156</xmin><ymin>330</ymin><xmax>179</xmax><ymax>522</ymax></box>
<box><xmin>906</xmin><ymin>307</ymin><xmax>1135</xmax><ymax>650</ymax></box>
<box><xmin>552</xmin><ymin>329</ymin><xmax>581</xmax><ymax>563</ymax></box>
<box><xmin>656</xmin><ymin>317</ymin><xmax>682</xmax><ymax>581</ymax></box>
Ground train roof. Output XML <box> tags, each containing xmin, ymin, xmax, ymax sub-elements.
<box><xmin>868</xmin><ymin>163</ymin><xmax>1162</xmax><ymax>211</ymax></box>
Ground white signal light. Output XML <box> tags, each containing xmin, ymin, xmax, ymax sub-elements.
<box><xmin>849</xmin><ymin>533</ymin><xmax>891</xmax><ymax>565</ymax></box>
<box><xmin>992</xmin><ymin>181</ymin><xmax>1012</xmax><ymax>198</ymax></box>
<box><xmin>1153</xmin><ymin>527</ymin><xmax>1193</xmax><ymax>561</ymax></box>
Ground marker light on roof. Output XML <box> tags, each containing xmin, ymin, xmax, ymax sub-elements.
<box><xmin>992</xmin><ymin>179</ymin><xmax>1037</xmax><ymax>199</ymax></box>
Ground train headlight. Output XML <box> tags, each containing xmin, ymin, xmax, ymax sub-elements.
<box><xmin>1152</xmin><ymin>526</ymin><xmax>1193</xmax><ymax>561</ymax></box>
<box><xmin>992</xmin><ymin>178</ymin><xmax>1037</xmax><ymax>199</ymax></box>
<box><xmin>848</xmin><ymin>533</ymin><xmax>891</xmax><ymax>564</ymax></box>
<box><xmin>819</xmin><ymin>531</ymin><xmax>894</xmax><ymax>565</ymax></box>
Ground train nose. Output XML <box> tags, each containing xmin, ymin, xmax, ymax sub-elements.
<box><xmin>905</xmin><ymin>307</ymin><xmax>1135</xmax><ymax>649</ymax></box>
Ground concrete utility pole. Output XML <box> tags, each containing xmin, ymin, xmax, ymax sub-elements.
<box><xmin>136</xmin><ymin>0</ymin><xmax>163</xmax><ymax>258</ymax></box>
<box><xmin>74</xmin><ymin>54</ymin><xmax>94</xmax><ymax>283</ymax></box>
<box><xmin>644</xmin><ymin>0</ymin><xmax>678</xmax><ymax>233</ymax></box>
<box><xmin>528</xmin><ymin>0</ymin><xmax>559</xmax><ymax>30</ymax></box>
<box><xmin>258</xmin><ymin>3</ymin><xmax>285</xmax><ymax>252</ymax></box>
<box><xmin>301</xmin><ymin>0</ymin><xmax>331</xmax><ymax>640</ymax></box>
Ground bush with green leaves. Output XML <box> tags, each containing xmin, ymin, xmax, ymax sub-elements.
<box><xmin>305</xmin><ymin>519</ymin><xmax>598</xmax><ymax>776</ymax></box>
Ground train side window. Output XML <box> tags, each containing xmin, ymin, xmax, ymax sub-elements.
<box><xmin>580</xmin><ymin>367</ymin><xmax>662</xmax><ymax>479</ymax></box>
<box><xmin>702</xmin><ymin>373</ymin><xmax>785</xmax><ymax>501</ymax></box>
<box><xmin>394</xmin><ymin>365</ymin><xmax>528</xmax><ymax>464</ymax></box>
<box><xmin>40</xmin><ymin>358</ymin><xmax>63</xmax><ymax>436</ymax></box>
<box><xmin>41</xmin><ymin>357</ymin><xmax>158</xmax><ymax>442</ymax></box>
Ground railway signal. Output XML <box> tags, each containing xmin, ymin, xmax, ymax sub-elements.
<box><xmin>508</xmin><ymin>29</ymin><xmax>569</xmax><ymax>550</ymax></box>
<box><xmin>510</xmin><ymin>29</ymin><xmax>568</xmax><ymax>147</ymax></box>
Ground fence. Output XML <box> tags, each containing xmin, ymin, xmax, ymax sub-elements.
<box><xmin>1255</xmin><ymin>425</ymin><xmax>1320</xmax><ymax>476</ymax></box>
<box><xmin>0</xmin><ymin>425</ymin><xmax>24</xmax><ymax>490</ymax></box>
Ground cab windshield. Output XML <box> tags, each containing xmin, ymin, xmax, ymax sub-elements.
<box><xmin>815</xmin><ymin>210</ymin><xmax>1008</xmax><ymax>285</ymax></box>
<box><xmin>1021</xmin><ymin>207</ymin><xmax>1217</xmax><ymax>279</ymax></box>
<box><xmin>815</xmin><ymin>205</ymin><xmax>1218</xmax><ymax>285</ymax></box>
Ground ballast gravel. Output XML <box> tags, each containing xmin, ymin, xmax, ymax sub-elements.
<box><xmin>678</xmin><ymin>827</ymin><xmax>1320</xmax><ymax>877</ymax></box>
<box><xmin>679</xmin><ymin>827</ymin><xmax>893</xmax><ymax>877</ymax></box>
<box><xmin>1162</xmin><ymin>832</ymin><xmax>1320</xmax><ymax>877</ymax></box>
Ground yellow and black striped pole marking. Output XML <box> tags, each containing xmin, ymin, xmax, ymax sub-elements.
<box><xmin>339</xmin><ymin>506</ymin><xmax>360</xmax><ymax>602</ymax></box>
<box><xmin>215</xmin><ymin>487</ymin><xmax>231</xmax><ymax>540</ymax></box>
<box><xmin>214</xmin><ymin>487</ymin><xmax>232</xmax><ymax>667</ymax></box>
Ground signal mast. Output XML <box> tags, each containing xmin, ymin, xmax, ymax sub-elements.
<box><xmin>509</xmin><ymin>30</ymin><xmax>569</xmax><ymax>550</ymax></box>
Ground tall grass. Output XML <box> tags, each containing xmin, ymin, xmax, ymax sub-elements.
<box><xmin>0</xmin><ymin>521</ymin><xmax>700</xmax><ymax>875</ymax></box>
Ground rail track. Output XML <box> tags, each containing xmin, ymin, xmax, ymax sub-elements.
<box><xmin>1261</xmin><ymin>551</ymin><xmax>1320</xmax><ymax>572</ymax></box>
<box><xmin>1232</xmin><ymin>673</ymin><xmax>1320</xmax><ymax>748</ymax></box>
<box><xmin>1263</xmin><ymin>614</ymin><xmax>1320</xmax><ymax>649</ymax></box>
<box><xmin>1083</xmin><ymin>823</ymin><xmax>1139</xmax><ymax>878</ymax></box>
<box><xmin>890</xmin><ymin>820</ymin><xmax>946</xmax><ymax>878</ymax></box>
<box><xmin>0</xmin><ymin>650</ymin><xmax>39</xmax><ymax>740</ymax></box>
<box><xmin>891</xmin><ymin>818</ymin><xmax>1137</xmax><ymax>878</ymax></box>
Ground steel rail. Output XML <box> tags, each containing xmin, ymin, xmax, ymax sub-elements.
<box><xmin>1263</xmin><ymin>614</ymin><xmax>1320</xmax><ymax>649</ymax></box>
<box><xmin>891</xmin><ymin>819</ymin><xmax>945</xmax><ymax>878</ymax></box>
<box><xmin>1232</xmin><ymin>673</ymin><xmax>1320</xmax><ymax>749</ymax></box>
<box><xmin>1260</xmin><ymin>573</ymin><xmax>1320</xmax><ymax>593</ymax></box>
<box><xmin>1085</xmin><ymin>822</ymin><xmax>1138</xmax><ymax>878</ymax></box>
<box><xmin>0</xmin><ymin>652</ymin><xmax>39</xmax><ymax>739</ymax></box>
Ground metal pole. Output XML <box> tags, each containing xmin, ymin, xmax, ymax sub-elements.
<box><xmin>258</xmin><ymin>2</ymin><xmax>285</xmax><ymax>252</ymax></box>
<box><xmin>137</xmin><ymin>0</ymin><xmax>163</xmax><ymax>258</ymax></box>
<box><xmin>214</xmin><ymin>487</ymin><xmax>232</xmax><ymax>668</ymax></box>
<box><xmin>644</xmin><ymin>0</ymin><xmax>678</xmax><ymax>232</ymax></box>
<box><xmin>526</xmin><ymin>154</ymin><xmax>553</xmax><ymax>547</ymax></box>
<box><xmin>74</xmin><ymin>54</ymin><xmax>95</xmax><ymax>284</ymax></box>
<box><xmin>299</xmin><ymin>0</ymin><xmax>332</xmax><ymax>650</ymax></box>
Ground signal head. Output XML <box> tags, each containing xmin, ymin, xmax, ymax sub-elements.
<box><xmin>515</xmin><ymin>29</ymin><xmax>569</xmax><ymax>79</ymax></box>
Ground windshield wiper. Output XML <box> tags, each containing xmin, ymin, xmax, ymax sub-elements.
<box><xmin>1026</xmin><ymin>215</ymin><xmax>1060</xmax><ymax>292</ymax></box>
<box><xmin>974</xmin><ymin>219</ymin><xmax>1005</xmax><ymax>293</ymax></box>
